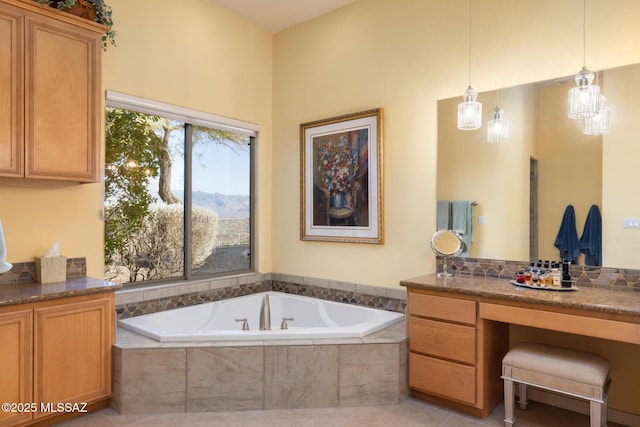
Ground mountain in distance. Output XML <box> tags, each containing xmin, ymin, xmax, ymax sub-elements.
<box><xmin>173</xmin><ymin>190</ymin><xmax>249</xmax><ymax>218</ymax></box>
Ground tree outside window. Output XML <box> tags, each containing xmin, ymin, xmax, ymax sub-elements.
<box><xmin>104</xmin><ymin>107</ymin><xmax>252</xmax><ymax>284</ymax></box>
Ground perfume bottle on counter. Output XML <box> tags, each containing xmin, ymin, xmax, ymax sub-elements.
<box><xmin>561</xmin><ymin>261</ymin><xmax>572</xmax><ymax>288</ymax></box>
<box><xmin>551</xmin><ymin>263</ymin><xmax>561</xmax><ymax>287</ymax></box>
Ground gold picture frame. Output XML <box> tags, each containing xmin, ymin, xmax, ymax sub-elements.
<box><xmin>300</xmin><ymin>108</ymin><xmax>384</xmax><ymax>244</ymax></box>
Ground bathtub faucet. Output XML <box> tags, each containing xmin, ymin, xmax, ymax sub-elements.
<box><xmin>235</xmin><ymin>318</ymin><xmax>249</xmax><ymax>331</ymax></box>
<box><xmin>259</xmin><ymin>294</ymin><xmax>271</xmax><ymax>330</ymax></box>
<box><xmin>281</xmin><ymin>317</ymin><xmax>294</xmax><ymax>330</ymax></box>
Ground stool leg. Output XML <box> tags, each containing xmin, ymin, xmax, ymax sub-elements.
<box><xmin>590</xmin><ymin>401</ymin><xmax>601</xmax><ymax>427</ymax></box>
<box><xmin>518</xmin><ymin>383</ymin><xmax>528</xmax><ymax>410</ymax></box>
<box><xmin>504</xmin><ymin>379</ymin><xmax>516</xmax><ymax>427</ymax></box>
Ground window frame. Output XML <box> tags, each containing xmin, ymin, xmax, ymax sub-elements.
<box><xmin>104</xmin><ymin>91</ymin><xmax>258</xmax><ymax>286</ymax></box>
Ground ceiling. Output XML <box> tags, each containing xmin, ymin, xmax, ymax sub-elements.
<box><xmin>211</xmin><ymin>0</ymin><xmax>357</xmax><ymax>33</ymax></box>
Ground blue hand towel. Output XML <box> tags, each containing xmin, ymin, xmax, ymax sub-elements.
<box><xmin>579</xmin><ymin>204</ymin><xmax>602</xmax><ymax>266</ymax></box>
<box><xmin>452</xmin><ymin>200</ymin><xmax>473</xmax><ymax>256</ymax></box>
<box><xmin>554</xmin><ymin>205</ymin><xmax>581</xmax><ymax>263</ymax></box>
<box><xmin>437</xmin><ymin>200</ymin><xmax>451</xmax><ymax>231</ymax></box>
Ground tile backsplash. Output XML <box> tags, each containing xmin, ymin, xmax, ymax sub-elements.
<box><xmin>115</xmin><ymin>273</ymin><xmax>407</xmax><ymax>319</ymax></box>
<box><xmin>440</xmin><ymin>256</ymin><xmax>640</xmax><ymax>291</ymax></box>
<box><xmin>0</xmin><ymin>257</ymin><xmax>86</xmax><ymax>285</ymax></box>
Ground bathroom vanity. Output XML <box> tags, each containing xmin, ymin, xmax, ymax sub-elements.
<box><xmin>401</xmin><ymin>274</ymin><xmax>640</xmax><ymax>418</ymax></box>
<box><xmin>0</xmin><ymin>277</ymin><xmax>120</xmax><ymax>426</ymax></box>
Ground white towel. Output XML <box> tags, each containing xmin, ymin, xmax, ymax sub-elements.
<box><xmin>452</xmin><ymin>200</ymin><xmax>473</xmax><ymax>256</ymax></box>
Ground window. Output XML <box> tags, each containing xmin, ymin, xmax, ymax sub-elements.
<box><xmin>104</xmin><ymin>92</ymin><xmax>256</xmax><ymax>285</ymax></box>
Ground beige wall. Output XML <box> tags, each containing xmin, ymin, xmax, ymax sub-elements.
<box><xmin>602</xmin><ymin>63</ymin><xmax>640</xmax><ymax>268</ymax></box>
<box><xmin>272</xmin><ymin>0</ymin><xmax>640</xmax><ymax>414</ymax></box>
<box><xmin>2</xmin><ymin>0</ymin><xmax>640</xmax><ymax>414</ymax></box>
<box><xmin>102</xmin><ymin>0</ymin><xmax>274</xmax><ymax>274</ymax></box>
<box><xmin>272</xmin><ymin>0</ymin><xmax>640</xmax><ymax>286</ymax></box>
<box><xmin>0</xmin><ymin>0</ymin><xmax>273</xmax><ymax>277</ymax></box>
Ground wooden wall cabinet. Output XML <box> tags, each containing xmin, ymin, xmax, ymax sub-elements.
<box><xmin>0</xmin><ymin>0</ymin><xmax>102</xmax><ymax>182</ymax></box>
<box><xmin>0</xmin><ymin>293</ymin><xmax>114</xmax><ymax>426</ymax></box>
<box><xmin>406</xmin><ymin>289</ymin><xmax>509</xmax><ymax>417</ymax></box>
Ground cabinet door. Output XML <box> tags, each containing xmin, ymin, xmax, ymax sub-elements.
<box><xmin>0</xmin><ymin>309</ymin><xmax>32</xmax><ymax>427</ymax></box>
<box><xmin>24</xmin><ymin>13</ymin><xmax>101</xmax><ymax>182</ymax></box>
<box><xmin>33</xmin><ymin>296</ymin><xmax>113</xmax><ymax>419</ymax></box>
<box><xmin>0</xmin><ymin>4</ymin><xmax>23</xmax><ymax>178</ymax></box>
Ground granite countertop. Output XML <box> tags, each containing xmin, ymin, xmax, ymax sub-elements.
<box><xmin>0</xmin><ymin>276</ymin><xmax>122</xmax><ymax>307</ymax></box>
<box><xmin>400</xmin><ymin>274</ymin><xmax>640</xmax><ymax>318</ymax></box>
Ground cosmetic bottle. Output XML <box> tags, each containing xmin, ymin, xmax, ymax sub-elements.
<box><xmin>561</xmin><ymin>261</ymin><xmax>572</xmax><ymax>288</ymax></box>
<box><xmin>531</xmin><ymin>267</ymin><xmax>540</xmax><ymax>286</ymax></box>
<box><xmin>523</xmin><ymin>266</ymin><xmax>532</xmax><ymax>285</ymax></box>
<box><xmin>551</xmin><ymin>263</ymin><xmax>561</xmax><ymax>287</ymax></box>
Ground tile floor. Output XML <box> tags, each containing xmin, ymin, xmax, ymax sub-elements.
<box><xmin>58</xmin><ymin>398</ymin><xmax>625</xmax><ymax>427</ymax></box>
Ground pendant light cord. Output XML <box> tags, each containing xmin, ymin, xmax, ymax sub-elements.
<box><xmin>468</xmin><ymin>0</ymin><xmax>472</xmax><ymax>87</ymax></box>
<box><xmin>582</xmin><ymin>0</ymin><xmax>587</xmax><ymax>67</ymax></box>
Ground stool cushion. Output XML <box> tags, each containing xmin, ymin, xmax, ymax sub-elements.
<box><xmin>502</xmin><ymin>342</ymin><xmax>610</xmax><ymax>400</ymax></box>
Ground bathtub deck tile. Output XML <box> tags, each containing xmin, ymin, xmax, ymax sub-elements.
<box><xmin>160</xmin><ymin>341</ymin><xmax>214</xmax><ymax>348</ymax></box>
<box><xmin>264</xmin><ymin>345</ymin><xmax>339</xmax><ymax>409</ymax></box>
<box><xmin>362</xmin><ymin>321</ymin><xmax>406</xmax><ymax>344</ymax></box>
<box><xmin>312</xmin><ymin>337</ymin><xmax>364</xmax><ymax>345</ymax></box>
<box><xmin>262</xmin><ymin>339</ymin><xmax>316</xmax><ymax>346</ymax></box>
<box><xmin>117</xmin><ymin>348</ymin><xmax>187</xmax><ymax>414</ymax></box>
<box><xmin>114</xmin><ymin>327</ymin><xmax>161</xmax><ymax>350</ymax></box>
<box><xmin>186</xmin><ymin>347</ymin><xmax>264</xmax><ymax>412</ymax></box>
<box><xmin>211</xmin><ymin>340</ymin><xmax>266</xmax><ymax>347</ymax></box>
<box><xmin>339</xmin><ymin>343</ymin><xmax>401</xmax><ymax>407</ymax></box>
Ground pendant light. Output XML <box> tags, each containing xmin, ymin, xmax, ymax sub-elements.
<box><xmin>487</xmin><ymin>106</ymin><xmax>509</xmax><ymax>143</ymax></box>
<box><xmin>567</xmin><ymin>0</ymin><xmax>601</xmax><ymax>119</ymax></box>
<box><xmin>457</xmin><ymin>0</ymin><xmax>482</xmax><ymax>130</ymax></box>
<box><xmin>583</xmin><ymin>95</ymin><xmax>611</xmax><ymax>135</ymax></box>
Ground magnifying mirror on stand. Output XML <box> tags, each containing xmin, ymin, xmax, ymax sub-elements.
<box><xmin>430</xmin><ymin>230</ymin><xmax>465</xmax><ymax>277</ymax></box>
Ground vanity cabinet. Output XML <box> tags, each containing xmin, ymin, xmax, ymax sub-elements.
<box><xmin>0</xmin><ymin>0</ymin><xmax>102</xmax><ymax>182</ymax></box>
<box><xmin>0</xmin><ymin>293</ymin><xmax>114</xmax><ymax>426</ymax></box>
<box><xmin>406</xmin><ymin>288</ymin><xmax>508</xmax><ymax>417</ymax></box>
<box><xmin>0</xmin><ymin>309</ymin><xmax>32</xmax><ymax>427</ymax></box>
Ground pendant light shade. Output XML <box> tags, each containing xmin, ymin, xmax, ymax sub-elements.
<box><xmin>568</xmin><ymin>0</ymin><xmax>601</xmax><ymax>119</ymax></box>
<box><xmin>583</xmin><ymin>95</ymin><xmax>611</xmax><ymax>135</ymax></box>
<box><xmin>458</xmin><ymin>86</ymin><xmax>482</xmax><ymax>130</ymax></box>
<box><xmin>457</xmin><ymin>0</ymin><xmax>481</xmax><ymax>131</ymax></box>
<box><xmin>487</xmin><ymin>106</ymin><xmax>509</xmax><ymax>143</ymax></box>
<box><xmin>568</xmin><ymin>67</ymin><xmax>601</xmax><ymax>119</ymax></box>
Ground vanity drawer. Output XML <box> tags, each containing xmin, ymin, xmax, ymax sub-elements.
<box><xmin>408</xmin><ymin>292</ymin><xmax>476</xmax><ymax>325</ymax></box>
<box><xmin>409</xmin><ymin>352</ymin><xmax>476</xmax><ymax>405</ymax></box>
<box><xmin>409</xmin><ymin>317</ymin><xmax>476</xmax><ymax>364</ymax></box>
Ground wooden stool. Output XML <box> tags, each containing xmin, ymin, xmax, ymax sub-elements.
<box><xmin>502</xmin><ymin>342</ymin><xmax>611</xmax><ymax>427</ymax></box>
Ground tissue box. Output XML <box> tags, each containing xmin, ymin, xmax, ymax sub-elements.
<box><xmin>35</xmin><ymin>256</ymin><xmax>67</xmax><ymax>284</ymax></box>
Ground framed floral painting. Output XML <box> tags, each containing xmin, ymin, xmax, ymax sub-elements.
<box><xmin>300</xmin><ymin>108</ymin><xmax>384</xmax><ymax>243</ymax></box>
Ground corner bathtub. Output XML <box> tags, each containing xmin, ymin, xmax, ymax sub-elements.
<box><xmin>118</xmin><ymin>291</ymin><xmax>405</xmax><ymax>342</ymax></box>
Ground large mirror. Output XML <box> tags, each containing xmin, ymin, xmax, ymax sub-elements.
<box><xmin>437</xmin><ymin>62</ymin><xmax>640</xmax><ymax>269</ymax></box>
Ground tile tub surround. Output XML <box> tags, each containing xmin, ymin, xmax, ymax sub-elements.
<box><xmin>439</xmin><ymin>256</ymin><xmax>640</xmax><ymax>290</ymax></box>
<box><xmin>115</xmin><ymin>272</ymin><xmax>407</xmax><ymax>319</ymax></box>
<box><xmin>110</xmin><ymin>321</ymin><xmax>408</xmax><ymax>414</ymax></box>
